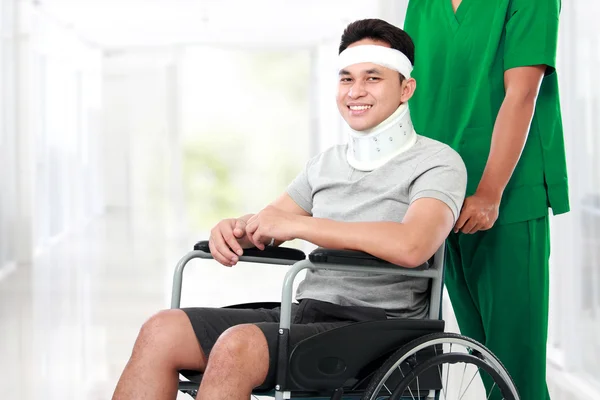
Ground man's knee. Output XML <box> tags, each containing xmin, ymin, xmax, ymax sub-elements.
<box><xmin>133</xmin><ymin>309</ymin><xmax>204</xmax><ymax>369</ymax></box>
<box><xmin>209</xmin><ymin>324</ymin><xmax>269</xmax><ymax>370</ymax></box>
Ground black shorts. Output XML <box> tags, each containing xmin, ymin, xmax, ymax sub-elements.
<box><xmin>181</xmin><ymin>298</ymin><xmax>387</xmax><ymax>390</ymax></box>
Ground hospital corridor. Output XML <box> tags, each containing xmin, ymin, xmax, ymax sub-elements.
<box><xmin>0</xmin><ymin>1</ymin><xmax>599</xmax><ymax>399</ymax></box>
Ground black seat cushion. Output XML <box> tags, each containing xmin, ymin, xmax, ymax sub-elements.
<box><xmin>287</xmin><ymin>318</ymin><xmax>444</xmax><ymax>391</ymax></box>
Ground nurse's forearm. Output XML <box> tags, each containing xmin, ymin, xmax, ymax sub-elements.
<box><xmin>476</xmin><ymin>92</ymin><xmax>537</xmax><ymax>201</ymax></box>
<box><xmin>477</xmin><ymin>66</ymin><xmax>545</xmax><ymax>201</ymax></box>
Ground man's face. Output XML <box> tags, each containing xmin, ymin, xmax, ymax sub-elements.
<box><xmin>337</xmin><ymin>39</ymin><xmax>405</xmax><ymax>131</ymax></box>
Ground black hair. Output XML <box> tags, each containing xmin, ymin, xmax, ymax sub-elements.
<box><xmin>339</xmin><ymin>19</ymin><xmax>415</xmax><ymax>81</ymax></box>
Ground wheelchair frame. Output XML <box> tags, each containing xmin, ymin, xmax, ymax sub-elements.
<box><xmin>171</xmin><ymin>242</ymin><xmax>445</xmax><ymax>400</ymax></box>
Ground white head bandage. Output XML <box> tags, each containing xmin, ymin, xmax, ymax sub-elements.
<box><xmin>338</xmin><ymin>45</ymin><xmax>413</xmax><ymax>78</ymax></box>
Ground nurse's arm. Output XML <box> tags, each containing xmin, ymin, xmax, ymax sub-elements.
<box><xmin>292</xmin><ymin>197</ymin><xmax>455</xmax><ymax>268</ymax></box>
<box><xmin>475</xmin><ymin>65</ymin><xmax>547</xmax><ymax>201</ymax></box>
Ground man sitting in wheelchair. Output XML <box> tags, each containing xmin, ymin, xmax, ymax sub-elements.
<box><xmin>112</xmin><ymin>19</ymin><xmax>468</xmax><ymax>400</ymax></box>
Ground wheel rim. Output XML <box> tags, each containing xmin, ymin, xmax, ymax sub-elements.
<box><xmin>386</xmin><ymin>352</ymin><xmax>514</xmax><ymax>400</ymax></box>
<box><xmin>367</xmin><ymin>336</ymin><xmax>518</xmax><ymax>400</ymax></box>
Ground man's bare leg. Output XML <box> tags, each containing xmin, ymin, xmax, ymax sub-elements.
<box><xmin>112</xmin><ymin>309</ymin><xmax>206</xmax><ymax>400</ymax></box>
<box><xmin>197</xmin><ymin>324</ymin><xmax>270</xmax><ymax>400</ymax></box>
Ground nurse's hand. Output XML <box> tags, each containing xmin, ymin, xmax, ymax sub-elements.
<box><xmin>454</xmin><ymin>192</ymin><xmax>500</xmax><ymax>234</ymax></box>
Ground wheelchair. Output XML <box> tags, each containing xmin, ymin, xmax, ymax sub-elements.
<box><xmin>171</xmin><ymin>240</ymin><xmax>519</xmax><ymax>400</ymax></box>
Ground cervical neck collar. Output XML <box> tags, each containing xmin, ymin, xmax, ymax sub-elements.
<box><xmin>346</xmin><ymin>103</ymin><xmax>417</xmax><ymax>171</ymax></box>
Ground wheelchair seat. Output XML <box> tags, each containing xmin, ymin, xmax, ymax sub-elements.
<box><xmin>180</xmin><ymin>316</ymin><xmax>444</xmax><ymax>395</ymax></box>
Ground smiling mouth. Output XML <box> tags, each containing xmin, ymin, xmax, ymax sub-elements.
<box><xmin>348</xmin><ymin>105</ymin><xmax>372</xmax><ymax>111</ymax></box>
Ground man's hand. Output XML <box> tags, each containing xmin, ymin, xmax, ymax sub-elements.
<box><xmin>245</xmin><ymin>205</ymin><xmax>300</xmax><ymax>250</ymax></box>
<box><xmin>209</xmin><ymin>218</ymin><xmax>252</xmax><ymax>267</ymax></box>
<box><xmin>454</xmin><ymin>191</ymin><xmax>500</xmax><ymax>234</ymax></box>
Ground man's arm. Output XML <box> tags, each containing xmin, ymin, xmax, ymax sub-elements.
<box><xmin>455</xmin><ymin>65</ymin><xmax>546</xmax><ymax>233</ymax></box>
<box><xmin>268</xmin><ymin>193</ymin><xmax>311</xmax><ymax>245</ymax></box>
<box><xmin>210</xmin><ymin>193</ymin><xmax>310</xmax><ymax>266</ymax></box>
<box><xmin>290</xmin><ymin>197</ymin><xmax>454</xmax><ymax>268</ymax></box>
<box><xmin>237</xmin><ymin>193</ymin><xmax>311</xmax><ymax>248</ymax></box>
<box><xmin>271</xmin><ymin>192</ymin><xmax>312</xmax><ymax>216</ymax></box>
<box><xmin>245</xmin><ymin>196</ymin><xmax>454</xmax><ymax>268</ymax></box>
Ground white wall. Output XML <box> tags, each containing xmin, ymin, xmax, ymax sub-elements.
<box><xmin>311</xmin><ymin>40</ymin><xmax>345</xmax><ymax>154</ymax></box>
<box><xmin>15</xmin><ymin>2</ymin><xmax>104</xmax><ymax>261</ymax></box>
<box><xmin>102</xmin><ymin>50</ymin><xmax>182</xmax><ymax>238</ymax></box>
<box><xmin>0</xmin><ymin>0</ymin><xmax>18</xmax><ymax>275</ymax></box>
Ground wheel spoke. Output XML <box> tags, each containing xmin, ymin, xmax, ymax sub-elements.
<box><xmin>397</xmin><ymin>364</ymin><xmax>406</xmax><ymax>377</ymax></box>
<box><xmin>437</xmin><ymin>364</ymin><xmax>448</xmax><ymax>400</ymax></box>
<box><xmin>457</xmin><ymin>361</ymin><xmax>468</xmax><ymax>395</ymax></box>
<box><xmin>383</xmin><ymin>383</ymin><xmax>392</xmax><ymax>394</ymax></box>
<box><xmin>458</xmin><ymin>365</ymin><xmax>480</xmax><ymax>399</ymax></box>
<box><xmin>444</xmin><ymin>345</ymin><xmax>452</xmax><ymax>396</ymax></box>
<box><xmin>487</xmin><ymin>382</ymin><xmax>497</xmax><ymax>399</ymax></box>
<box><xmin>408</xmin><ymin>385</ymin><xmax>416</xmax><ymax>399</ymax></box>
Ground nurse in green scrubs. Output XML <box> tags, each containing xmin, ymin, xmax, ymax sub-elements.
<box><xmin>404</xmin><ymin>1</ymin><xmax>569</xmax><ymax>399</ymax></box>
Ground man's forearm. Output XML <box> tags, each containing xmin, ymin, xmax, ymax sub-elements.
<box><xmin>293</xmin><ymin>216</ymin><xmax>424</xmax><ymax>268</ymax></box>
<box><xmin>476</xmin><ymin>92</ymin><xmax>537</xmax><ymax>200</ymax></box>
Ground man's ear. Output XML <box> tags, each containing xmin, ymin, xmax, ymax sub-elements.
<box><xmin>400</xmin><ymin>78</ymin><xmax>417</xmax><ymax>103</ymax></box>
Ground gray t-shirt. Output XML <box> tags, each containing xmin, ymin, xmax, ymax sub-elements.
<box><xmin>287</xmin><ymin>135</ymin><xmax>467</xmax><ymax>318</ymax></box>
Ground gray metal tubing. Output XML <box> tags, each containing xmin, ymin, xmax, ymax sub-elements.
<box><xmin>278</xmin><ymin>259</ymin><xmax>442</xmax><ymax>329</ymax></box>
<box><xmin>429</xmin><ymin>272</ymin><xmax>443</xmax><ymax>320</ymax></box>
<box><xmin>274</xmin><ymin>390</ymin><xmax>290</xmax><ymax>400</ymax></box>
<box><xmin>170</xmin><ymin>250</ymin><xmax>300</xmax><ymax>309</ymax></box>
<box><xmin>428</xmin><ymin>244</ymin><xmax>446</xmax><ymax>320</ymax></box>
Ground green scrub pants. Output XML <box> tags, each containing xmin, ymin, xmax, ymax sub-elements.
<box><xmin>445</xmin><ymin>217</ymin><xmax>550</xmax><ymax>400</ymax></box>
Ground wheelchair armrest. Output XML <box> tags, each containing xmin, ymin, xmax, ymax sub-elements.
<box><xmin>308</xmin><ymin>247</ymin><xmax>429</xmax><ymax>271</ymax></box>
<box><xmin>171</xmin><ymin>241</ymin><xmax>306</xmax><ymax>309</ymax></box>
<box><xmin>194</xmin><ymin>240</ymin><xmax>306</xmax><ymax>262</ymax></box>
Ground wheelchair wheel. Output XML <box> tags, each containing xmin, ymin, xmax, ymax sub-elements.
<box><xmin>362</xmin><ymin>332</ymin><xmax>519</xmax><ymax>400</ymax></box>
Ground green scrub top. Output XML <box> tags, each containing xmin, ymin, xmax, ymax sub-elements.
<box><xmin>404</xmin><ymin>0</ymin><xmax>570</xmax><ymax>225</ymax></box>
